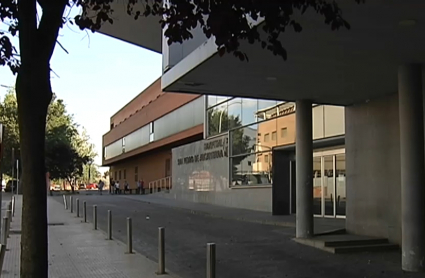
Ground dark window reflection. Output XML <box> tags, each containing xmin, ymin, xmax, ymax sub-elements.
<box><xmin>231</xmin><ymin>152</ymin><xmax>272</xmax><ymax>186</ymax></box>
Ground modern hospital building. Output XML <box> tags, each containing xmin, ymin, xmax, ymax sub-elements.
<box><xmin>99</xmin><ymin>1</ymin><xmax>425</xmax><ymax>272</ymax></box>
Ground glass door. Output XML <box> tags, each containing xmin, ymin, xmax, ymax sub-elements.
<box><xmin>335</xmin><ymin>153</ymin><xmax>346</xmax><ymax>217</ymax></box>
<box><xmin>313</xmin><ymin>157</ymin><xmax>322</xmax><ymax>215</ymax></box>
<box><xmin>323</xmin><ymin>156</ymin><xmax>335</xmax><ymax>217</ymax></box>
<box><xmin>313</xmin><ymin>148</ymin><xmax>346</xmax><ymax>218</ymax></box>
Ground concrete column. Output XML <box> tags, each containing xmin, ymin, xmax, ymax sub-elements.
<box><xmin>398</xmin><ymin>64</ymin><xmax>425</xmax><ymax>272</ymax></box>
<box><xmin>295</xmin><ymin>100</ymin><xmax>314</xmax><ymax>238</ymax></box>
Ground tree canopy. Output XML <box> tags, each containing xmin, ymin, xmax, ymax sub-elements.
<box><xmin>0</xmin><ymin>89</ymin><xmax>96</xmax><ymax>182</ymax></box>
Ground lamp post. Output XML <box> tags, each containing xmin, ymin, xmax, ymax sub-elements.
<box><xmin>87</xmin><ymin>160</ymin><xmax>93</xmax><ymax>185</ymax></box>
<box><xmin>11</xmin><ymin>148</ymin><xmax>15</xmax><ymax>194</ymax></box>
<box><xmin>16</xmin><ymin>159</ymin><xmax>19</xmax><ymax>194</ymax></box>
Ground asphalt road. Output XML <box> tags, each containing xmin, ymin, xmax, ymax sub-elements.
<box><xmin>52</xmin><ymin>194</ymin><xmax>421</xmax><ymax>278</ymax></box>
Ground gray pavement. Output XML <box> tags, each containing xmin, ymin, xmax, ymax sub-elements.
<box><xmin>52</xmin><ymin>193</ymin><xmax>424</xmax><ymax>278</ymax></box>
<box><xmin>119</xmin><ymin>194</ymin><xmax>345</xmax><ymax>234</ymax></box>
<box><xmin>2</xmin><ymin>193</ymin><xmax>179</xmax><ymax>277</ymax></box>
<box><xmin>2</xmin><ymin>193</ymin><xmax>21</xmax><ymax>278</ymax></box>
<box><xmin>48</xmin><ymin>197</ymin><xmax>179</xmax><ymax>278</ymax></box>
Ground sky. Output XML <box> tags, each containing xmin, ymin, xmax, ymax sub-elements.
<box><xmin>0</xmin><ymin>17</ymin><xmax>162</xmax><ymax>171</ymax></box>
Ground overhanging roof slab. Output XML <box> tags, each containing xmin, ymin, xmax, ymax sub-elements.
<box><xmin>162</xmin><ymin>0</ymin><xmax>425</xmax><ymax>106</ymax></box>
<box><xmin>87</xmin><ymin>0</ymin><xmax>162</xmax><ymax>53</ymax></box>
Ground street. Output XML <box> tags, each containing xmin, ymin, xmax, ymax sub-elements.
<box><xmin>52</xmin><ymin>194</ymin><xmax>420</xmax><ymax>278</ymax></box>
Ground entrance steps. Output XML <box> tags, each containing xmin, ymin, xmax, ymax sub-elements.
<box><xmin>293</xmin><ymin>234</ymin><xmax>399</xmax><ymax>254</ymax></box>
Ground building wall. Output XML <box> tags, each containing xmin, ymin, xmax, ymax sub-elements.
<box><xmin>110</xmin><ymin>79</ymin><xmax>164</xmax><ymax>128</ymax></box>
<box><xmin>169</xmin><ymin>133</ymin><xmax>272</xmax><ymax>212</ymax></box>
<box><xmin>254</xmin><ymin>105</ymin><xmax>345</xmax><ymax>173</ymax></box>
<box><xmin>110</xmin><ymin>149</ymin><xmax>172</xmax><ymax>190</ymax></box>
<box><xmin>104</xmin><ymin>93</ymin><xmax>200</xmax><ymax>146</ymax></box>
<box><xmin>345</xmin><ymin>93</ymin><xmax>401</xmax><ymax>244</ymax></box>
<box><xmin>163</xmin><ymin>24</ymin><xmax>208</xmax><ymax>71</ymax></box>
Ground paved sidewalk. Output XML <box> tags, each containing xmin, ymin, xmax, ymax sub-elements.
<box><xmin>2</xmin><ymin>194</ymin><xmax>22</xmax><ymax>278</ymax></box>
<box><xmin>2</xmin><ymin>194</ymin><xmax>179</xmax><ymax>277</ymax></box>
<box><xmin>48</xmin><ymin>197</ymin><xmax>179</xmax><ymax>277</ymax></box>
<box><xmin>119</xmin><ymin>194</ymin><xmax>344</xmax><ymax>234</ymax></box>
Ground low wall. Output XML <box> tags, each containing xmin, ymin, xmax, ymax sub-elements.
<box><xmin>170</xmin><ymin>134</ymin><xmax>272</xmax><ymax>212</ymax></box>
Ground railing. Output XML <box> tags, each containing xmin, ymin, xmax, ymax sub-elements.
<box><xmin>148</xmin><ymin>177</ymin><xmax>172</xmax><ymax>193</ymax></box>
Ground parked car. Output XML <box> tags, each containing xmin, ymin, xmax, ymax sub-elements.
<box><xmin>86</xmin><ymin>183</ymin><xmax>97</xmax><ymax>190</ymax></box>
<box><xmin>78</xmin><ymin>184</ymin><xmax>86</xmax><ymax>190</ymax></box>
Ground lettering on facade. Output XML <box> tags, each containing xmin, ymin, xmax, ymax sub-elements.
<box><xmin>177</xmin><ymin>136</ymin><xmax>229</xmax><ymax>166</ymax></box>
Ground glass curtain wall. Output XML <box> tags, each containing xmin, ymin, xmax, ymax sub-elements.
<box><xmin>206</xmin><ymin>96</ymin><xmax>296</xmax><ymax>187</ymax></box>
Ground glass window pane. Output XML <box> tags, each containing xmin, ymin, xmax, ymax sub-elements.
<box><xmin>257</xmin><ymin>100</ymin><xmax>277</xmax><ymax>121</ymax></box>
<box><xmin>207</xmin><ymin>95</ymin><xmax>217</xmax><ymax>107</ymax></box>
<box><xmin>256</xmin><ymin>118</ymin><xmax>277</xmax><ymax>151</ymax></box>
<box><xmin>313</xmin><ymin>157</ymin><xmax>322</xmax><ymax>215</ymax></box>
<box><xmin>324</xmin><ymin>156</ymin><xmax>334</xmax><ymax>216</ymax></box>
<box><xmin>230</xmin><ymin>125</ymin><xmax>257</xmax><ymax>156</ymax></box>
<box><xmin>241</xmin><ymin>98</ymin><xmax>258</xmax><ymax>126</ymax></box>
<box><xmin>207</xmin><ymin>103</ymin><xmax>228</xmax><ymax>136</ymax></box>
<box><xmin>336</xmin><ymin>153</ymin><xmax>346</xmax><ymax>216</ymax></box>
<box><xmin>228</xmin><ymin>98</ymin><xmax>242</xmax><ymax>130</ymax></box>
<box><xmin>231</xmin><ymin>152</ymin><xmax>272</xmax><ymax>186</ymax></box>
<box><xmin>216</xmin><ymin>96</ymin><xmax>229</xmax><ymax>105</ymax></box>
<box><xmin>277</xmin><ymin>102</ymin><xmax>295</xmax><ymax>117</ymax></box>
<box><xmin>207</xmin><ymin>95</ymin><xmax>229</xmax><ymax>108</ymax></box>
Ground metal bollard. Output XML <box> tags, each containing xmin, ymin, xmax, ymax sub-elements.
<box><xmin>107</xmin><ymin>210</ymin><xmax>112</xmax><ymax>240</ymax></box>
<box><xmin>7</xmin><ymin>203</ymin><xmax>12</xmax><ymax>223</ymax></box>
<box><xmin>6</xmin><ymin>211</ymin><xmax>11</xmax><ymax>237</ymax></box>
<box><xmin>126</xmin><ymin>217</ymin><xmax>132</xmax><ymax>253</ymax></box>
<box><xmin>8</xmin><ymin>202</ymin><xmax>12</xmax><ymax>222</ymax></box>
<box><xmin>76</xmin><ymin>199</ymin><xmax>80</xmax><ymax>217</ymax></box>
<box><xmin>1</xmin><ymin>217</ymin><xmax>7</xmax><ymax>246</ymax></box>
<box><xmin>207</xmin><ymin>243</ymin><xmax>216</xmax><ymax>278</ymax></box>
<box><xmin>0</xmin><ymin>243</ymin><xmax>6</xmax><ymax>272</ymax></box>
<box><xmin>70</xmin><ymin>196</ymin><xmax>73</xmax><ymax>213</ymax></box>
<box><xmin>11</xmin><ymin>196</ymin><xmax>15</xmax><ymax>217</ymax></box>
<box><xmin>93</xmin><ymin>205</ymin><xmax>97</xmax><ymax>230</ymax></box>
<box><xmin>63</xmin><ymin>195</ymin><xmax>68</xmax><ymax>210</ymax></box>
<box><xmin>158</xmin><ymin>227</ymin><xmax>165</xmax><ymax>274</ymax></box>
<box><xmin>83</xmin><ymin>201</ymin><xmax>87</xmax><ymax>222</ymax></box>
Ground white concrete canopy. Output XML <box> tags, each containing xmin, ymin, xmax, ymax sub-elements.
<box><xmin>162</xmin><ymin>0</ymin><xmax>425</xmax><ymax>105</ymax></box>
<box><xmin>87</xmin><ymin>0</ymin><xmax>162</xmax><ymax>53</ymax></box>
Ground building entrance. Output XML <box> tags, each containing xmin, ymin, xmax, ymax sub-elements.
<box><xmin>272</xmin><ymin>142</ymin><xmax>345</xmax><ymax>218</ymax></box>
<box><xmin>312</xmin><ymin>149</ymin><xmax>346</xmax><ymax>218</ymax></box>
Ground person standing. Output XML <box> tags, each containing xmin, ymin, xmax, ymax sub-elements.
<box><xmin>115</xmin><ymin>181</ymin><xmax>120</xmax><ymax>194</ymax></box>
<box><xmin>98</xmin><ymin>180</ymin><xmax>104</xmax><ymax>195</ymax></box>
<box><xmin>141</xmin><ymin>179</ymin><xmax>145</xmax><ymax>195</ymax></box>
<box><xmin>109</xmin><ymin>178</ymin><xmax>114</xmax><ymax>194</ymax></box>
<box><xmin>124</xmin><ymin>180</ymin><xmax>129</xmax><ymax>194</ymax></box>
<box><xmin>136</xmin><ymin>180</ymin><xmax>141</xmax><ymax>194</ymax></box>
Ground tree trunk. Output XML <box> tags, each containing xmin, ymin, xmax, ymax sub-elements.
<box><xmin>16</xmin><ymin>70</ymin><xmax>52</xmax><ymax>278</ymax></box>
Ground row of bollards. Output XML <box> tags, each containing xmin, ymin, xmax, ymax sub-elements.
<box><xmin>64</xmin><ymin>195</ymin><xmax>216</xmax><ymax>278</ymax></box>
<box><xmin>0</xmin><ymin>196</ymin><xmax>15</xmax><ymax>272</ymax></box>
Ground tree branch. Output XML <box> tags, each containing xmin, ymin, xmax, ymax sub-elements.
<box><xmin>36</xmin><ymin>0</ymin><xmax>68</xmax><ymax>64</ymax></box>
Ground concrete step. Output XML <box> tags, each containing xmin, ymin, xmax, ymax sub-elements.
<box><xmin>293</xmin><ymin>234</ymin><xmax>399</xmax><ymax>254</ymax></box>
<box><xmin>325</xmin><ymin>238</ymin><xmax>389</xmax><ymax>247</ymax></box>
<box><xmin>333</xmin><ymin>243</ymin><xmax>399</xmax><ymax>254</ymax></box>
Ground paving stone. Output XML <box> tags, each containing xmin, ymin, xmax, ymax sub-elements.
<box><xmin>2</xmin><ymin>194</ymin><xmax>178</xmax><ymax>278</ymax></box>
